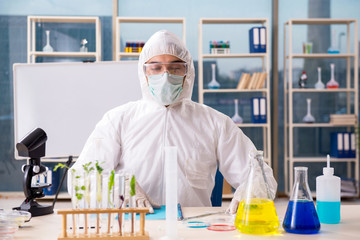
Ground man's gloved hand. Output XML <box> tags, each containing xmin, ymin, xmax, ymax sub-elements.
<box><xmin>124</xmin><ymin>177</ymin><xmax>161</xmax><ymax>213</ymax></box>
<box><xmin>226</xmin><ymin>182</ymin><xmax>246</xmax><ymax>215</ymax></box>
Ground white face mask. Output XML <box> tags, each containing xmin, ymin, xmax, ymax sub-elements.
<box><xmin>147</xmin><ymin>73</ymin><xmax>184</xmax><ymax>106</ymax></box>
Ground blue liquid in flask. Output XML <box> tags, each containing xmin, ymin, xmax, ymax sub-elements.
<box><xmin>283</xmin><ymin>200</ymin><xmax>320</xmax><ymax>234</ymax></box>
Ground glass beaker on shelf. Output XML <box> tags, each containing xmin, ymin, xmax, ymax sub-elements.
<box><xmin>234</xmin><ymin>150</ymin><xmax>279</xmax><ymax>235</ymax></box>
<box><xmin>283</xmin><ymin>167</ymin><xmax>320</xmax><ymax>234</ymax></box>
<box><xmin>207</xmin><ymin>63</ymin><xmax>220</xmax><ymax>89</ymax></box>
<box><xmin>303</xmin><ymin>98</ymin><xmax>315</xmax><ymax>123</ymax></box>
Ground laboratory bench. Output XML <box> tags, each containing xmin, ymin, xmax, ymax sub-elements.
<box><xmin>1</xmin><ymin>193</ymin><xmax>359</xmax><ymax>240</ymax></box>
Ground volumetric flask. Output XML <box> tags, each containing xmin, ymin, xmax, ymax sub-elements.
<box><xmin>235</xmin><ymin>150</ymin><xmax>279</xmax><ymax>235</ymax></box>
<box><xmin>283</xmin><ymin>167</ymin><xmax>320</xmax><ymax>234</ymax></box>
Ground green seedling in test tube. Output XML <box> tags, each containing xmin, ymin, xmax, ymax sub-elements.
<box><xmin>130</xmin><ymin>175</ymin><xmax>136</xmax><ymax>197</ymax></box>
<box><xmin>108</xmin><ymin>170</ymin><xmax>115</xmax><ymax>207</ymax></box>
<box><xmin>82</xmin><ymin>162</ymin><xmax>94</xmax><ymax>207</ymax></box>
<box><xmin>95</xmin><ymin>161</ymin><xmax>104</xmax><ymax>205</ymax></box>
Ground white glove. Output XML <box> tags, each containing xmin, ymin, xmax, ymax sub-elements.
<box><xmin>124</xmin><ymin>177</ymin><xmax>161</xmax><ymax>214</ymax></box>
<box><xmin>226</xmin><ymin>170</ymin><xmax>277</xmax><ymax>215</ymax></box>
<box><xmin>226</xmin><ymin>182</ymin><xmax>246</xmax><ymax>215</ymax></box>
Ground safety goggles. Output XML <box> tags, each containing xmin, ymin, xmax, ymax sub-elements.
<box><xmin>144</xmin><ymin>62</ymin><xmax>187</xmax><ymax>76</ymax></box>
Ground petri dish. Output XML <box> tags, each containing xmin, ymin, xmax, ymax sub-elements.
<box><xmin>0</xmin><ymin>210</ymin><xmax>31</xmax><ymax>227</ymax></box>
<box><xmin>184</xmin><ymin>220</ymin><xmax>209</xmax><ymax>228</ymax></box>
<box><xmin>207</xmin><ymin>224</ymin><xmax>236</xmax><ymax>231</ymax></box>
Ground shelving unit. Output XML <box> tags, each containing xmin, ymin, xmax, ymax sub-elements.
<box><xmin>198</xmin><ymin>18</ymin><xmax>271</xmax><ymax>164</ymax></box>
<box><xmin>27</xmin><ymin>16</ymin><xmax>101</xmax><ymax>63</ymax></box>
<box><xmin>115</xmin><ymin>17</ymin><xmax>186</xmax><ymax>61</ymax></box>
<box><xmin>283</xmin><ymin>19</ymin><xmax>359</xmax><ymax>196</ymax></box>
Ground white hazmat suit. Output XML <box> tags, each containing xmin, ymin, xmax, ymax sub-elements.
<box><xmin>69</xmin><ymin>30</ymin><xmax>277</xmax><ymax>211</ymax></box>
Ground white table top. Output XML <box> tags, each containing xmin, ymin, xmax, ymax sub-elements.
<box><xmin>1</xmin><ymin>193</ymin><xmax>359</xmax><ymax>240</ymax></box>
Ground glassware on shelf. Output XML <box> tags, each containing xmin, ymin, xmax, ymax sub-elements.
<box><xmin>231</xmin><ymin>99</ymin><xmax>243</xmax><ymax>124</ymax></box>
<box><xmin>303</xmin><ymin>98</ymin><xmax>315</xmax><ymax>123</ymax></box>
<box><xmin>327</xmin><ymin>30</ymin><xmax>340</xmax><ymax>54</ymax></box>
<box><xmin>235</xmin><ymin>150</ymin><xmax>279</xmax><ymax>235</ymax></box>
<box><xmin>283</xmin><ymin>167</ymin><xmax>321</xmax><ymax>234</ymax></box>
<box><xmin>314</xmin><ymin>67</ymin><xmax>325</xmax><ymax>89</ymax></box>
<box><xmin>80</xmin><ymin>39</ymin><xmax>88</xmax><ymax>52</ymax></box>
<box><xmin>326</xmin><ymin>63</ymin><xmax>339</xmax><ymax>89</ymax></box>
<box><xmin>298</xmin><ymin>71</ymin><xmax>307</xmax><ymax>88</ymax></box>
<box><xmin>208</xmin><ymin>63</ymin><xmax>220</xmax><ymax>89</ymax></box>
<box><xmin>42</xmin><ymin>30</ymin><xmax>54</xmax><ymax>52</ymax></box>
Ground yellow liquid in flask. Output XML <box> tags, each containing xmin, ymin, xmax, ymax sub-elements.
<box><xmin>235</xmin><ymin>198</ymin><xmax>279</xmax><ymax>235</ymax></box>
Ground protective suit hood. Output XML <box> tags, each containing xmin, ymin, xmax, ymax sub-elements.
<box><xmin>138</xmin><ymin>30</ymin><xmax>195</xmax><ymax>105</ymax></box>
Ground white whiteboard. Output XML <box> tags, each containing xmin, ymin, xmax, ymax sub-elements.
<box><xmin>13</xmin><ymin>61</ymin><xmax>141</xmax><ymax>160</ymax></box>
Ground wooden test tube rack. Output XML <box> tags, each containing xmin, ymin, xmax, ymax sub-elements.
<box><xmin>57</xmin><ymin>208</ymin><xmax>150</xmax><ymax>240</ymax></box>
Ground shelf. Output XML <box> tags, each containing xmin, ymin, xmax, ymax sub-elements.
<box><xmin>117</xmin><ymin>52</ymin><xmax>141</xmax><ymax>58</ymax></box>
<box><xmin>290</xmin><ymin>123</ymin><xmax>356</xmax><ymax>127</ymax></box>
<box><xmin>289</xmin><ymin>88</ymin><xmax>355</xmax><ymax>93</ymax></box>
<box><xmin>116</xmin><ymin>17</ymin><xmax>185</xmax><ymax>24</ymax></box>
<box><xmin>28</xmin><ymin>16</ymin><xmax>99</xmax><ymax>23</ymax></box>
<box><xmin>287</xmin><ymin>53</ymin><xmax>355</xmax><ymax>58</ymax></box>
<box><xmin>202</xmin><ymin>88</ymin><xmax>267</xmax><ymax>93</ymax></box>
<box><xmin>39</xmin><ymin>192</ymin><xmax>71</xmax><ymax>200</ymax></box>
<box><xmin>236</xmin><ymin>123</ymin><xmax>268</xmax><ymax>127</ymax></box>
<box><xmin>201</xmin><ymin>18</ymin><xmax>267</xmax><ymax>24</ymax></box>
<box><xmin>29</xmin><ymin>51</ymin><xmax>98</xmax><ymax>58</ymax></box>
<box><xmin>202</xmin><ymin>53</ymin><xmax>266</xmax><ymax>58</ymax></box>
<box><xmin>27</xmin><ymin>16</ymin><xmax>101</xmax><ymax>63</ymax></box>
<box><xmin>286</xmin><ymin>18</ymin><xmax>357</xmax><ymax>25</ymax></box>
<box><xmin>287</xmin><ymin>157</ymin><xmax>357</xmax><ymax>163</ymax></box>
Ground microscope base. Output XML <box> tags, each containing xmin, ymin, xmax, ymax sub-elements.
<box><xmin>14</xmin><ymin>198</ymin><xmax>54</xmax><ymax>217</ymax></box>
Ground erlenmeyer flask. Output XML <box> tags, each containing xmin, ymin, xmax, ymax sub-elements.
<box><xmin>314</xmin><ymin>67</ymin><xmax>325</xmax><ymax>89</ymax></box>
<box><xmin>43</xmin><ymin>30</ymin><xmax>54</xmax><ymax>52</ymax></box>
<box><xmin>208</xmin><ymin>63</ymin><xmax>220</xmax><ymax>89</ymax></box>
<box><xmin>235</xmin><ymin>150</ymin><xmax>279</xmax><ymax>235</ymax></box>
<box><xmin>326</xmin><ymin>63</ymin><xmax>339</xmax><ymax>89</ymax></box>
<box><xmin>283</xmin><ymin>167</ymin><xmax>320</xmax><ymax>234</ymax></box>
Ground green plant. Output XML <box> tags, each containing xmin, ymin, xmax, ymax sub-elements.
<box><xmin>130</xmin><ymin>175</ymin><xmax>136</xmax><ymax>197</ymax></box>
<box><xmin>108</xmin><ymin>170</ymin><xmax>115</xmax><ymax>206</ymax></box>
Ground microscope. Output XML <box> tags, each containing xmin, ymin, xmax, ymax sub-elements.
<box><xmin>13</xmin><ymin>128</ymin><xmax>54</xmax><ymax>216</ymax></box>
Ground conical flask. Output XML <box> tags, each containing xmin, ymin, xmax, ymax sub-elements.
<box><xmin>208</xmin><ymin>63</ymin><xmax>220</xmax><ymax>89</ymax></box>
<box><xmin>235</xmin><ymin>150</ymin><xmax>279</xmax><ymax>235</ymax></box>
<box><xmin>283</xmin><ymin>167</ymin><xmax>320</xmax><ymax>234</ymax></box>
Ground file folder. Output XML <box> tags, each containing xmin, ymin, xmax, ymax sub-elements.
<box><xmin>251</xmin><ymin>97</ymin><xmax>260</xmax><ymax>123</ymax></box>
<box><xmin>259</xmin><ymin>97</ymin><xmax>267</xmax><ymax>123</ymax></box>
<box><xmin>249</xmin><ymin>27</ymin><xmax>266</xmax><ymax>53</ymax></box>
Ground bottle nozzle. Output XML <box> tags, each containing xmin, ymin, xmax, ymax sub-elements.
<box><xmin>323</xmin><ymin>154</ymin><xmax>334</xmax><ymax>175</ymax></box>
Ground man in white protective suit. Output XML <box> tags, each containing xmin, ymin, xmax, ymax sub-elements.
<box><xmin>68</xmin><ymin>30</ymin><xmax>277</xmax><ymax>214</ymax></box>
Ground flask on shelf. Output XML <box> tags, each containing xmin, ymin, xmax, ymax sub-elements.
<box><xmin>298</xmin><ymin>71</ymin><xmax>307</xmax><ymax>88</ymax></box>
<box><xmin>316</xmin><ymin>155</ymin><xmax>341</xmax><ymax>224</ymax></box>
<box><xmin>328</xmin><ymin>30</ymin><xmax>340</xmax><ymax>54</ymax></box>
<box><xmin>302</xmin><ymin>98</ymin><xmax>315</xmax><ymax>123</ymax></box>
<box><xmin>231</xmin><ymin>99</ymin><xmax>243</xmax><ymax>124</ymax></box>
<box><xmin>235</xmin><ymin>150</ymin><xmax>279</xmax><ymax>235</ymax></box>
<box><xmin>208</xmin><ymin>63</ymin><xmax>220</xmax><ymax>89</ymax></box>
<box><xmin>42</xmin><ymin>30</ymin><xmax>54</xmax><ymax>52</ymax></box>
<box><xmin>80</xmin><ymin>39</ymin><xmax>88</xmax><ymax>52</ymax></box>
<box><xmin>283</xmin><ymin>167</ymin><xmax>321</xmax><ymax>234</ymax></box>
<box><xmin>326</xmin><ymin>63</ymin><xmax>339</xmax><ymax>89</ymax></box>
<box><xmin>314</xmin><ymin>67</ymin><xmax>325</xmax><ymax>89</ymax></box>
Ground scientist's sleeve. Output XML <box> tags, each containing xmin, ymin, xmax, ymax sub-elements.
<box><xmin>216</xmin><ymin>116</ymin><xmax>277</xmax><ymax>198</ymax></box>
<box><xmin>67</xmin><ymin>111</ymin><xmax>121</xmax><ymax>194</ymax></box>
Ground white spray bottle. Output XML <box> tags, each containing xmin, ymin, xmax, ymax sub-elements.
<box><xmin>316</xmin><ymin>154</ymin><xmax>341</xmax><ymax>224</ymax></box>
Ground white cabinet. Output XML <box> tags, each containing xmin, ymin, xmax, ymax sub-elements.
<box><xmin>115</xmin><ymin>17</ymin><xmax>186</xmax><ymax>60</ymax></box>
<box><xmin>27</xmin><ymin>16</ymin><xmax>101</xmax><ymax>63</ymax></box>
<box><xmin>283</xmin><ymin>19</ymin><xmax>359</xmax><ymax>196</ymax></box>
<box><xmin>198</xmin><ymin>18</ymin><xmax>272</xmax><ymax>165</ymax></box>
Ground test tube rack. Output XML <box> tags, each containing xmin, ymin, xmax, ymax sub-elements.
<box><xmin>57</xmin><ymin>208</ymin><xmax>150</xmax><ymax>240</ymax></box>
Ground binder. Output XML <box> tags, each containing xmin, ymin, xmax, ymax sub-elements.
<box><xmin>259</xmin><ymin>97</ymin><xmax>267</xmax><ymax>123</ymax></box>
<box><xmin>343</xmin><ymin>132</ymin><xmax>350</xmax><ymax>158</ymax></box>
<box><xmin>251</xmin><ymin>97</ymin><xmax>260</xmax><ymax>123</ymax></box>
<box><xmin>330</xmin><ymin>132</ymin><xmax>344</xmax><ymax>158</ymax></box>
<box><xmin>350</xmin><ymin>132</ymin><xmax>356</xmax><ymax>158</ymax></box>
<box><xmin>249</xmin><ymin>27</ymin><xmax>266</xmax><ymax>53</ymax></box>
<box><xmin>249</xmin><ymin>27</ymin><xmax>260</xmax><ymax>53</ymax></box>
<box><xmin>260</xmin><ymin>27</ymin><xmax>266</xmax><ymax>52</ymax></box>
